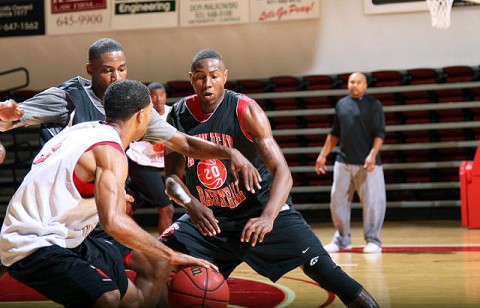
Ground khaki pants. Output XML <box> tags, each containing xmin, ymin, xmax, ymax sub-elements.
<box><xmin>329</xmin><ymin>161</ymin><xmax>386</xmax><ymax>248</ymax></box>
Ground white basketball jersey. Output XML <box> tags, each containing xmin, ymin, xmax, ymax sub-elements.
<box><xmin>0</xmin><ymin>121</ymin><xmax>123</xmax><ymax>266</ymax></box>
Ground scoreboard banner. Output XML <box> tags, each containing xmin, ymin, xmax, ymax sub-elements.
<box><xmin>179</xmin><ymin>0</ymin><xmax>249</xmax><ymax>27</ymax></box>
<box><xmin>1</xmin><ymin>0</ymin><xmax>322</xmax><ymax>38</ymax></box>
<box><xmin>250</xmin><ymin>0</ymin><xmax>319</xmax><ymax>23</ymax></box>
<box><xmin>111</xmin><ymin>0</ymin><xmax>178</xmax><ymax>30</ymax></box>
<box><xmin>0</xmin><ymin>0</ymin><xmax>45</xmax><ymax>37</ymax></box>
<box><xmin>46</xmin><ymin>0</ymin><xmax>110</xmax><ymax>35</ymax></box>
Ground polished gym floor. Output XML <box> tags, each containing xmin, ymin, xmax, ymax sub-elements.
<box><xmin>1</xmin><ymin>220</ymin><xmax>479</xmax><ymax>307</ymax></box>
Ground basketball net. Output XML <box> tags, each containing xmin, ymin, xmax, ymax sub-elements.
<box><xmin>426</xmin><ymin>0</ymin><xmax>454</xmax><ymax>29</ymax></box>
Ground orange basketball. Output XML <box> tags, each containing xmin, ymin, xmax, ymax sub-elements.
<box><xmin>168</xmin><ymin>266</ymin><xmax>229</xmax><ymax>308</ymax></box>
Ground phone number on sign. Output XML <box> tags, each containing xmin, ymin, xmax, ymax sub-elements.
<box><xmin>0</xmin><ymin>21</ymin><xmax>40</xmax><ymax>32</ymax></box>
<box><xmin>56</xmin><ymin>14</ymin><xmax>103</xmax><ymax>27</ymax></box>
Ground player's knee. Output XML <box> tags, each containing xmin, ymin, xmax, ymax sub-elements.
<box><xmin>302</xmin><ymin>255</ymin><xmax>337</xmax><ymax>289</ymax></box>
<box><xmin>302</xmin><ymin>255</ymin><xmax>362</xmax><ymax>305</ymax></box>
<box><xmin>94</xmin><ymin>290</ymin><xmax>121</xmax><ymax>307</ymax></box>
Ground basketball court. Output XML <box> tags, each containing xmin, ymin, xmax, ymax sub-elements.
<box><xmin>1</xmin><ymin>1</ymin><xmax>480</xmax><ymax>307</ymax></box>
<box><xmin>1</xmin><ymin>220</ymin><xmax>479</xmax><ymax>307</ymax></box>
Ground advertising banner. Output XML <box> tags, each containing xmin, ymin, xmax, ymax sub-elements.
<box><xmin>250</xmin><ymin>0</ymin><xmax>319</xmax><ymax>23</ymax></box>
<box><xmin>111</xmin><ymin>0</ymin><xmax>178</xmax><ymax>30</ymax></box>
<box><xmin>0</xmin><ymin>0</ymin><xmax>45</xmax><ymax>37</ymax></box>
<box><xmin>46</xmin><ymin>0</ymin><xmax>110</xmax><ymax>35</ymax></box>
<box><xmin>179</xmin><ymin>0</ymin><xmax>248</xmax><ymax>27</ymax></box>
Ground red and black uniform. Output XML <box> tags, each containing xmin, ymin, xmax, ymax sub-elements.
<box><xmin>169</xmin><ymin>90</ymin><xmax>292</xmax><ymax>218</ymax></box>
<box><xmin>162</xmin><ymin>90</ymin><xmax>364</xmax><ymax>304</ymax></box>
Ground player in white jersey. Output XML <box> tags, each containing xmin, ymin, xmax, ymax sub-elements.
<box><xmin>0</xmin><ymin>80</ymin><xmax>216</xmax><ymax>307</ymax></box>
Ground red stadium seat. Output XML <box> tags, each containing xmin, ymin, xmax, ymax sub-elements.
<box><xmin>400</xmin><ymin>91</ymin><xmax>434</xmax><ymax>105</ymax></box>
<box><xmin>303</xmin><ymin>74</ymin><xmax>340</xmax><ymax>90</ymax></box>
<box><xmin>405</xmin><ymin>68</ymin><xmax>443</xmax><ymax>85</ymax></box>
<box><xmin>269</xmin><ymin>98</ymin><xmax>302</xmax><ymax>110</ymax></box>
<box><xmin>370</xmin><ymin>70</ymin><xmax>407</xmax><ymax>87</ymax></box>
<box><xmin>302</xmin><ymin>96</ymin><xmax>334</xmax><ymax>109</ymax></box>
<box><xmin>435</xmin><ymin>89</ymin><xmax>468</xmax><ymax>103</ymax></box>
<box><xmin>373</xmin><ymin>93</ymin><xmax>402</xmax><ymax>106</ymax></box>
<box><xmin>442</xmin><ymin>65</ymin><xmax>478</xmax><ymax>83</ymax></box>
<box><xmin>269</xmin><ymin>76</ymin><xmax>304</xmax><ymax>92</ymax></box>
<box><xmin>236</xmin><ymin>79</ymin><xmax>271</xmax><ymax>94</ymax></box>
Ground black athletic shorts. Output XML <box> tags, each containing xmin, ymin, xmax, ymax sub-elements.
<box><xmin>88</xmin><ymin>226</ymin><xmax>133</xmax><ymax>266</ymax></box>
<box><xmin>6</xmin><ymin>236</ymin><xmax>129</xmax><ymax>308</ymax></box>
<box><xmin>126</xmin><ymin>158</ymin><xmax>171</xmax><ymax>209</ymax></box>
<box><xmin>160</xmin><ymin>207</ymin><xmax>328</xmax><ymax>282</ymax></box>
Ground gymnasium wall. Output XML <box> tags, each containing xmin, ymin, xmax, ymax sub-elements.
<box><xmin>1</xmin><ymin>0</ymin><xmax>479</xmax><ymax>90</ymax></box>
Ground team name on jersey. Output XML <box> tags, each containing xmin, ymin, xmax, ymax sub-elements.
<box><xmin>195</xmin><ymin>182</ymin><xmax>246</xmax><ymax>208</ymax></box>
<box><xmin>187</xmin><ymin>132</ymin><xmax>234</xmax><ymax>167</ymax></box>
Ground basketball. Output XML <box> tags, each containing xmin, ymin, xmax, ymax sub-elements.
<box><xmin>168</xmin><ymin>266</ymin><xmax>229</xmax><ymax>308</ymax></box>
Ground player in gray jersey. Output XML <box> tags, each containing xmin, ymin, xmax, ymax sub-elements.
<box><xmin>0</xmin><ymin>38</ymin><xmax>261</xmax><ymax>306</ymax></box>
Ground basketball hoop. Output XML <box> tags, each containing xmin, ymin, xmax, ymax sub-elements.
<box><xmin>426</xmin><ymin>0</ymin><xmax>454</xmax><ymax>29</ymax></box>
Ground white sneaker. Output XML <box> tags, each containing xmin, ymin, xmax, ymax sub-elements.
<box><xmin>363</xmin><ymin>242</ymin><xmax>382</xmax><ymax>253</ymax></box>
<box><xmin>323</xmin><ymin>242</ymin><xmax>352</xmax><ymax>253</ymax></box>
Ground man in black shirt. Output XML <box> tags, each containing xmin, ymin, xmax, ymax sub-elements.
<box><xmin>315</xmin><ymin>72</ymin><xmax>386</xmax><ymax>254</ymax></box>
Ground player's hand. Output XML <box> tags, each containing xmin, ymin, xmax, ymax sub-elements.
<box><xmin>228</xmin><ymin>148</ymin><xmax>262</xmax><ymax>193</ymax></box>
<box><xmin>186</xmin><ymin>199</ymin><xmax>221</xmax><ymax>236</ymax></box>
<box><xmin>240</xmin><ymin>215</ymin><xmax>274</xmax><ymax>247</ymax></box>
<box><xmin>170</xmin><ymin>252</ymin><xmax>219</xmax><ymax>271</ymax></box>
<box><xmin>315</xmin><ymin>155</ymin><xmax>327</xmax><ymax>175</ymax></box>
<box><xmin>0</xmin><ymin>99</ymin><xmax>24</xmax><ymax>121</ymax></box>
<box><xmin>125</xmin><ymin>192</ymin><xmax>134</xmax><ymax>203</ymax></box>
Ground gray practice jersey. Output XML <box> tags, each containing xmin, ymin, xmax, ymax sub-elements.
<box><xmin>0</xmin><ymin>76</ymin><xmax>176</xmax><ymax>144</ymax></box>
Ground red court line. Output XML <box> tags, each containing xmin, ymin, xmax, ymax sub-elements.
<box><xmin>343</xmin><ymin>245</ymin><xmax>480</xmax><ymax>253</ymax></box>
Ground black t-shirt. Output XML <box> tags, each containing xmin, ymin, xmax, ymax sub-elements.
<box><xmin>330</xmin><ymin>94</ymin><xmax>385</xmax><ymax>165</ymax></box>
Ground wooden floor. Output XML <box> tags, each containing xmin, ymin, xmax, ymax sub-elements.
<box><xmin>1</xmin><ymin>219</ymin><xmax>480</xmax><ymax>307</ymax></box>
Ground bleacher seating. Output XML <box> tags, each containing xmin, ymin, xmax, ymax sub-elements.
<box><xmin>3</xmin><ymin>65</ymin><xmax>480</xmax><ymax>219</ymax></box>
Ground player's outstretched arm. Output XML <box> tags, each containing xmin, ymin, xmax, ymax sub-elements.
<box><xmin>0</xmin><ymin>100</ymin><xmax>24</xmax><ymax>130</ymax></box>
<box><xmin>86</xmin><ymin>145</ymin><xmax>215</xmax><ymax>269</ymax></box>
<box><xmin>0</xmin><ymin>88</ymin><xmax>70</xmax><ymax>132</ymax></box>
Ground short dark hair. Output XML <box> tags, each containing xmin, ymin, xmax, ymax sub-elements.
<box><xmin>88</xmin><ymin>38</ymin><xmax>125</xmax><ymax>62</ymax></box>
<box><xmin>191</xmin><ymin>49</ymin><xmax>224</xmax><ymax>71</ymax></box>
<box><xmin>104</xmin><ymin>80</ymin><xmax>150</xmax><ymax>122</ymax></box>
<box><xmin>147</xmin><ymin>82</ymin><xmax>165</xmax><ymax>92</ymax></box>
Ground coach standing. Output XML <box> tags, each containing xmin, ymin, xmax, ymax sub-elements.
<box><xmin>315</xmin><ymin>72</ymin><xmax>386</xmax><ymax>254</ymax></box>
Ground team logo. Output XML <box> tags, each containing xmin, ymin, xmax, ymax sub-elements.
<box><xmin>197</xmin><ymin>159</ymin><xmax>227</xmax><ymax>189</ymax></box>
